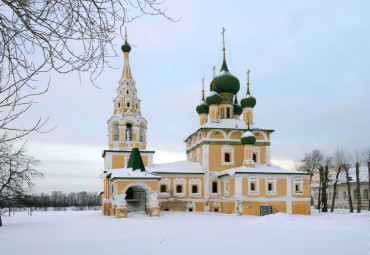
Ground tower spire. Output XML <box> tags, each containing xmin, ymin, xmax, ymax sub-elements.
<box><xmin>202</xmin><ymin>78</ymin><xmax>205</xmax><ymax>101</ymax></box>
<box><xmin>247</xmin><ymin>69</ymin><xmax>251</xmax><ymax>94</ymax></box>
<box><xmin>121</xmin><ymin>27</ymin><xmax>133</xmax><ymax>80</ymax></box>
<box><xmin>212</xmin><ymin>66</ymin><xmax>216</xmax><ymax>91</ymax></box>
<box><xmin>221</xmin><ymin>27</ymin><xmax>226</xmax><ymax>61</ymax></box>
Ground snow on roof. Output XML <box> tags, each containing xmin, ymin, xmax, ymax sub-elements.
<box><xmin>201</xmin><ymin>119</ymin><xmax>273</xmax><ymax>131</ymax></box>
<box><xmin>147</xmin><ymin>160</ymin><xmax>204</xmax><ymax>174</ymax></box>
<box><xmin>218</xmin><ymin>164</ymin><xmax>310</xmax><ymax>177</ymax></box>
<box><xmin>327</xmin><ymin>166</ymin><xmax>369</xmax><ymax>186</ymax></box>
<box><xmin>185</xmin><ymin>119</ymin><xmax>274</xmax><ymax>141</ymax></box>
<box><xmin>242</xmin><ymin>131</ymin><xmax>254</xmax><ymax>138</ymax></box>
<box><xmin>106</xmin><ymin>168</ymin><xmax>160</xmax><ymax>179</ymax></box>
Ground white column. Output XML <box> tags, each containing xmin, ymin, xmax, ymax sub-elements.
<box><xmin>286</xmin><ymin>177</ymin><xmax>292</xmax><ymax>214</ymax></box>
<box><xmin>235</xmin><ymin>176</ymin><xmax>243</xmax><ymax>197</ymax></box>
<box><xmin>202</xmin><ymin>144</ymin><xmax>209</xmax><ymax>171</ymax></box>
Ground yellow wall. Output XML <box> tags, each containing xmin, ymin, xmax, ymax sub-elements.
<box><xmin>292</xmin><ymin>201</ymin><xmax>311</xmax><ymax>215</ymax></box>
<box><xmin>220</xmin><ymin>202</ymin><xmax>235</xmax><ymax>214</ymax></box>
<box><xmin>114</xmin><ymin>180</ymin><xmax>158</xmax><ymax>193</ymax></box>
<box><xmin>112</xmin><ymin>156</ymin><xmax>125</xmax><ymax>169</ymax></box>
<box><xmin>242</xmin><ymin>201</ymin><xmax>287</xmax><ymax>215</ymax></box>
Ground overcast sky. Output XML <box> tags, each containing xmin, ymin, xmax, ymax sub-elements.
<box><xmin>22</xmin><ymin>0</ymin><xmax>370</xmax><ymax>193</ymax></box>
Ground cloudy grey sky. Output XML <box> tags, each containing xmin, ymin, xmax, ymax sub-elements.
<box><xmin>23</xmin><ymin>0</ymin><xmax>370</xmax><ymax>193</ymax></box>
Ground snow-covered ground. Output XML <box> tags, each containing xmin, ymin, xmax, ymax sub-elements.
<box><xmin>1</xmin><ymin>209</ymin><xmax>369</xmax><ymax>255</ymax></box>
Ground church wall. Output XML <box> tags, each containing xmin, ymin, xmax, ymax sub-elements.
<box><xmin>220</xmin><ymin>202</ymin><xmax>235</xmax><ymax>214</ymax></box>
<box><xmin>156</xmin><ymin>175</ymin><xmax>205</xmax><ymax>198</ymax></box>
<box><xmin>114</xmin><ymin>180</ymin><xmax>158</xmax><ymax>193</ymax></box>
<box><xmin>209</xmin><ymin>144</ymin><xmax>244</xmax><ymax>171</ymax></box>
<box><xmin>292</xmin><ymin>179</ymin><xmax>311</xmax><ymax>198</ymax></box>
<box><xmin>292</xmin><ymin>201</ymin><xmax>311</xmax><ymax>215</ymax></box>
<box><xmin>242</xmin><ymin>201</ymin><xmax>287</xmax><ymax>215</ymax></box>
<box><xmin>112</xmin><ymin>156</ymin><xmax>125</xmax><ymax>169</ymax></box>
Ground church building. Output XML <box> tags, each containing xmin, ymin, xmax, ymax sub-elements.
<box><xmin>102</xmin><ymin>29</ymin><xmax>311</xmax><ymax>218</ymax></box>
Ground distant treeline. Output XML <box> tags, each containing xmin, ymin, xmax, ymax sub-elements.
<box><xmin>29</xmin><ymin>191</ymin><xmax>102</xmax><ymax>208</ymax></box>
<box><xmin>1</xmin><ymin>191</ymin><xmax>102</xmax><ymax>209</ymax></box>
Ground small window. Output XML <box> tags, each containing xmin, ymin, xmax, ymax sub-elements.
<box><xmin>160</xmin><ymin>185</ymin><xmax>167</xmax><ymax>193</ymax></box>
<box><xmin>268</xmin><ymin>183</ymin><xmax>273</xmax><ymax>191</ymax></box>
<box><xmin>113</xmin><ymin>123</ymin><xmax>119</xmax><ymax>141</ymax></box>
<box><xmin>226</xmin><ymin>107</ymin><xmax>230</xmax><ymax>118</ymax></box>
<box><xmin>176</xmin><ymin>185</ymin><xmax>182</xmax><ymax>193</ymax></box>
<box><xmin>251</xmin><ymin>183</ymin><xmax>256</xmax><ymax>191</ymax></box>
<box><xmin>189</xmin><ymin>208</ymin><xmax>193</xmax><ymax>212</ymax></box>
<box><xmin>295</xmin><ymin>184</ymin><xmax>299</xmax><ymax>192</ymax></box>
<box><xmin>164</xmin><ymin>209</ymin><xmax>169</xmax><ymax>211</ymax></box>
<box><xmin>214</xmin><ymin>208</ymin><xmax>218</xmax><ymax>212</ymax></box>
<box><xmin>253</xmin><ymin>153</ymin><xmax>257</xmax><ymax>162</ymax></box>
<box><xmin>118</xmin><ymin>103</ymin><xmax>121</xmax><ymax>108</ymax></box>
<box><xmin>212</xmin><ymin>182</ymin><xmax>218</xmax><ymax>193</ymax></box>
<box><xmin>127</xmin><ymin>102</ymin><xmax>130</xmax><ymax>107</ymax></box>
<box><xmin>192</xmin><ymin>185</ymin><xmax>198</xmax><ymax>194</ymax></box>
<box><xmin>364</xmin><ymin>190</ymin><xmax>368</xmax><ymax>200</ymax></box>
<box><xmin>226</xmin><ymin>183</ymin><xmax>229</xmax><ymax>191</ymax></box>
<box><xmin>224</xmin><ymin>153</ymin><xmax>230</xmax><ymax>162</ymax></box>
<box><xmin>126</xmin><ymin>90</ymin><xmax>129</xmax><ymax>94</ymax></box>
<box><xmin>126</xmin><ymin>123</ymin><xmax>133</xmax><ymax>141</ymax></box>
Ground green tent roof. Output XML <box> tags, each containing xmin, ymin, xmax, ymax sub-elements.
<box><xmin>127</xmin><ymin>147</ymin><xmax>146</xmax><ymax>172</ymax></box>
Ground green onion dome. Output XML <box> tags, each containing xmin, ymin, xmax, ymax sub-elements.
<box><xmin>233</xmin><ymin>96</ymin><xmax>243</xmax><ymax>115</ymax></box>
<box><xmin>241</xmin><ymin>131</ymin><xmax>256</xmax><ymax>145</ymax></box>
<box><xmin>121</xmin><ymin>41</ymin><xmax>131</xmax><ymax>53</ymax></box>
<box><xmin>196</xmin><ymin>100</ymin><xmax>209</xmax><ymax>114</ymax></box>
<box><xmin>209</xmin><ymin>60</ymin><xmax>240</xmax><ymax>95</ymax></box>
<box><xmin>241</xmin><ymin>93</ymin><xmax>257</xmax><ymax>108</ymax></box>
<box><xmin>206</xmin><ymin>91</ymin><xmax>222</xmax><ymax>105</ymax></box>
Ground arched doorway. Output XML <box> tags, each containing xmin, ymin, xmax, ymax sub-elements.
<box><xmin>125</xmin><ymin>185</ymin><xmax>149</xmax><ymax>213</ymax></box>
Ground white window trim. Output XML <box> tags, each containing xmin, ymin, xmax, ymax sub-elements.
<box><xmin>293</xmin><ymin>178</ymin><xmax>304</xmax><ymax>195</ymax></box>
<box><xmin>174</xmin><ymin>178</ymin><xmax>186</xmax><ymax>197</ymax></box>
<box><xmin>265</xmin><ymin>177</ymin><xmax>277</xmax><ymax>195</ymax></box>
<box><xmin>221</xmin><ymin>145</ymin><xmax>234</xmax><ymax>166</ymax></box>
<box><xmin>224</xmin><ymin>179</ymin><xmax>230</xmax><ymax>196</ymax></box>
<box><xmin>189</xmin><ymin>178</ymin><xmax>202</xmax><ymax>198</ymax></box>
<box><xmin>252</xmin><ymin>147</ymin><xmax>261</xmax><ymax>165</ymax></box>
<box><xmin>212</xmin><ymin>202</ymin><xmax>221</xmax><ymax>212</ymax></box>
<box><xmin>248</xmin><ymin>176</ymin><xmax>260</xmax><ymax>195</ymax></box>
<box><xmin>158</xmin><ymin>178</ymin><xmax>170</xmax><ymax>197</ymax></box>
<box><xmin>210</xmin><ymin>180</ymin><xmax>221</xmax><ymax>197</ymax></box>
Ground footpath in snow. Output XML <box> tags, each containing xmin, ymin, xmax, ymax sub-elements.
<box><xmin>0</xmin><ymin>208</ymin><xmax>369</xmax><ymax>255</ymax></box>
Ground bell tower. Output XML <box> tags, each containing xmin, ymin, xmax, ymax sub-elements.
<box><xmin>108</xmin><ymin>29</ymin><xmax>148</xmax><ymax>151</ymax></box>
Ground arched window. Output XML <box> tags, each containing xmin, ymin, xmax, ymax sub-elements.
<box><xmin>364</xmin><ymin>189</ymin><xmax>368</xmax><ymax>200</ymax></box>
<box><xmin>253</xmin><ymin>153</ymin><xmax>257</xmax><ymax>162</ymax></box>
<box><xmin>118</xmin><ymin>102</ymin><xmax>121</xmax><ymax>108</ymax></box>
<box><xmin>126</xmin><ymin>123</ymin><xmax>133</xmax><ymax>141</ymax></box>
<box><xmin>224</xmin><ymin>153</ymin><xmax>230</xmax><ymax>162</ymax></box>
<box><xmin>295</xmin><ymin>184</ymin><xmax>299</xmax><ymax>192</ymax></box>
<box><xmin>268</xmin><ymin>183</ymin><xmax>273</xmax><ymax>191</ymax></box>
<box><xmin>126</xmin><ymin>90</ymin><xmax>129</xmax><ymax>94</ymax></box>
<box><xmin>212</xmin><ymin>182</ymin><xmax>218</xmax><ymax>193</ymax></box>
<box><xmin>127</xmin><ymin>102</ymin><xmax>130</xmax><ymax>107</ymax></box>
<box><xmin>160</xmin><ymin>185</ymin><xmax>167</xmax><ymax>193</ymax></box>
<box><xmin>226</xmin><ymin>107</ymin><xmax>230</xmax><ymax>118</ymax></box>
<box><xmin>113</xmin><ymin>123</ymin><xmax>119</xmax><ymax>141</ymax></box>
<box><xmin>176</xmin><ymin>185</ymin><xmax>182</xmax><ymax>193</ymax></box>
<box><xmin>251</xmin><ymin>183</ymin><xmax>255</xmax><ymax>191</ymax></box>
<box><xmin>140</xmin><ymin>124</ymin><xmax>145</xmax><ymax>142</ymax></box>
<box><xmin>192</xmin><ymin>185</ymin><xmax>198</xmax><ymax>194</ymax></box>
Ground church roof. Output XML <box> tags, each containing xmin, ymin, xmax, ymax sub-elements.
<box><xmin>217</xmin><ymin>164</ymin><xmax>311</xmax><ymax>178</ymax></box>
<box><xmin>184</xmin><ymin>119</ymin><xmax>274</xmax><ymax>141</ymax></box>
<box><xmin>147</xmin><ymin>160</ymin><xmax>204</xmax><ymax>174</ymax></box>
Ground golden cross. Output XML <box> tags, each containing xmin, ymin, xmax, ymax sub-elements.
<box><xmin>202</xmin><ymin>78</ymin><xmax>204</xmax><ymax>92</ymax></box>
<box><xmin>212</xmin><ymin>66</ymin><xmax>216</xmax><ymax>90</ymax></box>
<box><xmin>247</xmin><ymin>69</ymin><xmax>251</xmax><ymax>93</ymax></box>
<box><xmin>221</xmin><ymin>27</ymin><xmax>226</xmax><ymax>50</ymax></box>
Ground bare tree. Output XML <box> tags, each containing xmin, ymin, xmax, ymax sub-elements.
<box><xmin>0</xmin><ymin>0</ymin><xmax>177</xmax><ymax>142</ymax></box>
<box><xmin>354</xmin><ymin>150</ymin><xmax>362</xmax><ymax>213</ymax></box>
<box><xmin>0</xmin><ymin>141</ymin><xmax>43</xmax><ymax>226</ymax></box>
<box><xmin>331</xmin><ymin>149</ymin><xmax>344</xmax><ymax>212</ymax></box>
<box><xmin>300</xmin><ymin>149</ymin><xmax>324</xmax><ymax>211</ymax></box>
<box><xmin>363</xmin><ymin>147</ymin><xmax>370</xmax><ymax>211</ymax></box>
<box><xmin>342</xmin><ymin>152</ymin><xmax>353</xmax><ymax>213</ymax></box>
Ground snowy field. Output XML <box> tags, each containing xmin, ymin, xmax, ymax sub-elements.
<box><xmin>1</xmin><ymin>209</ymin><xmax>370</xmax><ymax>255</ymax></box>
